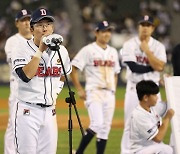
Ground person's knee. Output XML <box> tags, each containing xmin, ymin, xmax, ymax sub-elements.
<box><xmin>161</xmin><ymin>144</ymin><xmax>173</xmax><ymax>154</ymax></box>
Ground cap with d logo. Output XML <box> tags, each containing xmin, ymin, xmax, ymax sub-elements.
<box><xmin>15</xmin><ymin>9</ymin><xmax>31</xmax><ymax>21</ymax></box>
<box><xmin>30</xmin><ymin>8</ymin><xmax>55</xmax><ymax>26</ymax></box>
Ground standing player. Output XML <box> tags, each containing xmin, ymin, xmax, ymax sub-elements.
<box><xmin>4</xmin><ymin>9</ymin><xmax>32</xmax><ymax>154</ymax></box>
<box><xmin>120</xmin><ymin>15</ymin><xmax>167</xmax><ymax>154</ymax></box>
<box><xmin>11</xmin><ymin>8</ymin><xmax>71</xmax><ymax>154</ymax></box>
<box><xmin>129</xmin><ymin>80</ymin><xmax>174</xmax><ymax>154</ymax></box>
<box><xmin>71</xmin><ymin>21</ymin><xmax>121</xmax><ymax>154</ymax></box>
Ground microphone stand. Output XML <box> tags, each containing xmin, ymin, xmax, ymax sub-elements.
<box><xmin>50</xmin><ymin>39</ymin><xmax>84</xmax><ymax>154</ymax></box>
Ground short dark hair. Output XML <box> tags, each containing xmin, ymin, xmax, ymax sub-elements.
<box><xmin>136</xmin><ymin>80</ymin><xmax>159</xmax><ymax>101</ymax></box>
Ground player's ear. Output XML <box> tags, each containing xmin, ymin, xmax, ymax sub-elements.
<box><xmin>30</xmin><ymin>26</ymin><xmax>34</xmax><ymax>32</ymax></box>
<box><xmin>15</xmin><ymin>21</ymin><xmax>18</xmax><ymax>28</ymax></box>
<box><xmin>143</xmin><ymin>95</ymin><xmax>148</xmax><ymax>102</ymax></box>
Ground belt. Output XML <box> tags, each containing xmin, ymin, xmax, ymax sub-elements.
<box><xmin>26</xmin><ymin>102</ymin><xmax>52</xmax><ymax>108</ymax></box>
<box><xmin>98</xmin><ymin>88</ymin><xmax>115</xmax><ymax>93</ymax></box>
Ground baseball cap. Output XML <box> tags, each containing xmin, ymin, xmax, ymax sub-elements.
<box><xmin>95</xmin><ymin>21</ymin><xmax>114</xmax><ymax>31</ymax></box>
<box><xmin>30</xmin><ymin>8</ymin><xmax>55</xmax><ymax>26</ymax></box>
<box><xmin>138</xmin><ymin>15</ymin><xmax>154</xmax><ymax>25</ymax></box>
<box><xmin>15</xmin><ymin>9</ymin><xmax>31</xmax><ymax>21</ymax></box>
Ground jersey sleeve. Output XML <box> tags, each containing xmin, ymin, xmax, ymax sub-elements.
<box><xmin>59</xmin><ymin>45</ymin><xmax>72</xmax><ymax>75</ymax></box>
<box><xmin>132</xmin><ymin>113</ymin><xmax>159</xmax><ymax>141</ymax></box>
<box><xmin>121</xmin><ymin>40</ymin><xmax>136</xmax><ymax>63</ymax></box>
<box><xmin>71</xmin><ymin>46</ymin><xmax>88</xmax><ymax>71</ymax></box>
<box><xmin>11</xmin><ymin>42</ymin><xmax>29</xmax><ymax>72</ymax></box>
<box><xmin>155</xmin><ymin>43</ymin><xmax>167</xmax><ymax>63</ymax></box>
<box><xmin>4</xmin><ymin>37</ymin><xmax>16</xmax><ymax>63</ymax></box>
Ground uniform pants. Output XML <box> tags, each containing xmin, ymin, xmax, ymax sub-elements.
<box><xmin>13</xmin><ymin>101</ymin><xmax>57</xmax><ymax>154</ymax></box>
<box><xmin>136</xmin><ymin>143</ymin><xmax>173</xmax><ymax>154</ymax></box>
<box><xmin>85</xmin><ymin>89</ymin><xmax>115</xmax><ymax>140</ymax></box>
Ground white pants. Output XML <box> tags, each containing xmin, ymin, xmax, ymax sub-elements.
<box><xmin>85</xmin><ymin>89</ymin><xmax>115</xmax><ymax>140</ymax></box>
<box><xmin>4</xmin><ymin>95</ymin><xmax>16</xmax><ymax>154</ymax></box>
<box><xmin>136</xmin><ymin>143</ymin><xmax>173</xmax><ymax>154</ymax></box>
<box><xmin>13</xmin><ymin>101</ymin><xmax>58</xmax><ymax>154</ymax></box>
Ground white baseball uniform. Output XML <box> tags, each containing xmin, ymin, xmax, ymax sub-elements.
<box><xmin>11</xmin><ymin>38</ymin><xmax>71</xmax><ymax>154</ymax></box>
<box><xmin>129</xmin><ymin>105</ymin><xmax>173</xmax><ymax>154</ymax></box>
<box><xmin>120</xmin><ymin>36</ymin><xmax>167</xmax><ymax>154</ymax></box>
<box><xmin>4</xmin><ymin>33</ymin><xmax>32</xmax><ymax>154</ymax></box>
<box><xmin>71</xmin><ymin>42</ymin><xmax>121</xmax><ymax>140</ymax></box>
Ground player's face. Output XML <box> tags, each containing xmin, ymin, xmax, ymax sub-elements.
<box><xmin>147</xmin><ymin>94</ymin><xmax>158</xmax><ymax>107</ymax></box>
<box><xmin>16</xmin><ymin>17</ymin><xmax>31</xmax><ymax>34</ymax></box>
<box><xmin>138</xmin><ymin>23</ymin><xmax>155</xmax><ymax>37</ymax></box>
<box><xmin>32</xmin><ymin>19</ymin><xmax>54</xmax><ymax>43</ymax></box>
<box><xmin>95</xmin><ymin>29</ymin><xmax>112</xmax><ymax>44</ymax></box>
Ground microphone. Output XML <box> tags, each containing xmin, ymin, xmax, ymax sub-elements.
<box><xmin>51</xmin><ymin>37</ymin><xmax>63</xmax><ymax>44</ymax></box>
<box><xmin>43</xmin><ymin>34</ymin><xmax>63</xmax><ymax>47</ymax></box>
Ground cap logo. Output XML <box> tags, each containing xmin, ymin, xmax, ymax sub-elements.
<box><xmin>103</xmin><ymin>21</ymin><xmax>108</xmax><ymax>27</ymax></box>
<box><xmin>144</xmin><ymin>15</ymin><xmax>149</xmax><ymax>21</ymax></box>
<box><xmin>40</xmin><ymin>9</ymin><xmax>47</xmax><ymax>15</ymax></box>
<box><xmin>22</xmin><ymin>9</ymin><xmax>28</xmax><ymax>15</ymax></box>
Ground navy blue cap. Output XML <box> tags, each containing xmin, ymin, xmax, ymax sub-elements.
<box><xmin>15</xmin><ymin>9</ymin><xmax>31</xmax><ymax>21</ymax></box>
<box><xmin>138</xmin><ymin>15</ymin><xmax>154</xmax><ymax>25</ymax></box>
<box><xmin>30</xmin><ymin>8</ymin><xmax>55</xmax><ymax>26</ymax></box>
<box><xmin>95</xmin><ymin>21</ymin><xmax>114</xmax><ymax>31</ymax></box>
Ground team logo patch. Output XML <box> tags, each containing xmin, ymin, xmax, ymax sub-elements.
<box><xmin>52</xmin><ymin>109</ymin><xmax>56</xmax><ymax>116</ymax></box>
<box><xmin>57</xmin><ymin>59</ymin><xmax>61</xmax><ymax>64</ymax></box>
<box><xmin>23</xmin><ymin>109</ymin><xmax>30</xmax><ymax>115</ymax></box>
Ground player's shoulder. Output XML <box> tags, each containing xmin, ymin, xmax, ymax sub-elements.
<box><xmin>132</xmin><ymin>105</ymin><xmax>147</xmax><ymax>118</ymax></box>
<box><xmin>123</xmin><ymin>36</ymin><xmax>137</xmax><ymax>46</ymax></box>
<box><xmin>151</xmin><ymin>37</ymin><xmax>165</xmax><ymax>48</ymax></box>
<box><xmin>78</xmin><ymin>42</ymin><xmax>95</xmax><ymax>53</ymax></box>
<box><xmin>6</xmin><ymin>33</ymin><xmax>19</xmax><ymax>43</ymax></box>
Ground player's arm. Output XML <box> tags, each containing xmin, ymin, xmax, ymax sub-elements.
<box><xmin>125</xmin><ymin>61</ymin><xmax>154</xmax><ymax>73</ymax></box>
<box><xmin>114</xmin><ymin>74</ymin><xmax>118</xmax><ymax>90</ymax></box>
<box><xmin>22</xmin><ymin>38</ymin><xmax>48</xmax><ymax>79</ymax></box>
<box><xmin>70</xmin><ymin>66</ymin><xmax>86</xmax><ymax>100</ymax></box>
<box><xmin>152</xmin><ymin>109</ymin><xmax>174</xmax><ymax>143</ymax></box>
<box><xmin>141</xmin><ymin>40</ymin><xmax>165</xmax><ymax>71</ymax></box>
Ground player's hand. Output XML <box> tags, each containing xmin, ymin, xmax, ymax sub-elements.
<box><xmin>140</xmin><ymin>40</ymin><xmax>149</xmax><ymax>53</ymax></box>
<box><xmin>39</xmin><ymin>34</ymin><xmax>49</xmax><ymax>52</ymax></box>
<box><xmin>78</xmin><ymin>88</ymin><xmax>86</xmax><ymax>100</ymax></box>
<box><xmin>165</xmin><ymin>109</ymin><xmax>174</xmax><ymax>119</ymax></box>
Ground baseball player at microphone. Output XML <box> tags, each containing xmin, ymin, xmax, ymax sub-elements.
<box><xmin>11</xmin><ymin>8</ymin><xmax>72</xmax><ymax>154</ymax></box>
<box><xmin>120</xmin><ymin>15</ymin><xmax>167</xmax><ymax>154</ymax></box>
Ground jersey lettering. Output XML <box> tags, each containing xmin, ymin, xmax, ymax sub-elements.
<box><xmin>40</xmin><ymin>9</ymin><xmax>46</xmax><ymax>15</ymax></box>
<box><xmin>136</xmin><ymin>56</ymin><xmax>149</xmax><ymax>64</ymax></box>
<box><xmin>93</xmin><ymin>60</ymin><xmax>115</xmax><ymax>67</ymax></box>
<box><xmin>36</xmin><ymin>66</ymin><xmax>61</xmax><ymax>77</ymax></box>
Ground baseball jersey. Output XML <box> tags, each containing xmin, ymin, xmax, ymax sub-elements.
<box><xmin>121</xmin><ymin>36</ymin><xmax>167</xmax><ymax>83</ymax></box>
<box><xmin>11</xmin><ymin>38</ymin><xmax>72</xmax><ymax>105</ymax></box>
<box><xmin>71</xmin><ymin>42</ymin><xmax>121</xmax><ymax>92</ymax></box>
<box><xmin>130</xmin><ymin>105</ymin><xmax>162</xmax><ymax>153</ymax></box>
<box><xmin>5</xmin><ymin>33</ymin><xmax>31</xmax><ymax>101</ymax></box>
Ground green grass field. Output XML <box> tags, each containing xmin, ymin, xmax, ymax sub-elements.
<box><xmin>0</xmin><ymin>86</ymin><xmax>171</xmax><ymax>154</ymax></box>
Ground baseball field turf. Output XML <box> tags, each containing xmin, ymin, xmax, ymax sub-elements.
<box><xmin>0</xmin><ymin>86</ymin><xmax>171</xmax><ymax>154</ymax></box>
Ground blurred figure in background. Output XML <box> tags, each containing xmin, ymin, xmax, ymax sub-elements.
<box><xmin>4</xmin><ymin>9</ymin><xmax>32</xmax><ymax>154</ymax></box>
<box><xmin>120</xmin><ymin>15</ymin><xmax>167</xmax><ymax>154</ymax></box>
<box><xmin>71</xmin><ymin>21</ymin><xmax>120</xmax><ymax>154</ymax></box>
